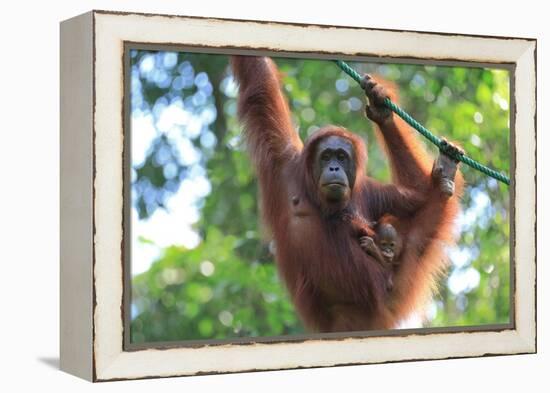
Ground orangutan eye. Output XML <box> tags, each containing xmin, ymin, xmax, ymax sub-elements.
<box><xmin>337</xmin><ymin>152</ymin><xmax>346</xmax><ymax>161</ymax></box>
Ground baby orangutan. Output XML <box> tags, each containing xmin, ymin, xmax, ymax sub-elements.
<box><xmin>359</xmin><ymin>215</ymin><xmax>403</xmax><ymax>291</ymax></box>
<box><xmin>360</xmin><ymin>215</ymin><xmax>403</xmax><ymax>267</ymax></box>
<box><xmin>358</xmin><ymin>146</ymin><xmax>463</xmax><ymax>290</ymax></box>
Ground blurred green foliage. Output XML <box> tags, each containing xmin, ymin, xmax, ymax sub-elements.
<box><xmin>130</xmin><ymin>50</ymin><xmax>510</xmax><ymax>344</ymax></box>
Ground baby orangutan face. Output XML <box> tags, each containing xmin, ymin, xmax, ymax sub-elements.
<box><xmin>376</xmin><ymin>222</ymin><xmax>402</xmax><ymax>263</ymax></box>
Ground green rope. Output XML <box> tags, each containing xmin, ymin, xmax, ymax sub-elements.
<box><xmin>334</xmin><ymin>60</ymin><xmax>510</xmax><ymax>186</ymax></box>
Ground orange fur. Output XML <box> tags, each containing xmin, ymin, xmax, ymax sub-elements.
<box><xmin>231</xmin><ymin>55</ymin><xmax>463</xmax><ymax>331</ymax></box>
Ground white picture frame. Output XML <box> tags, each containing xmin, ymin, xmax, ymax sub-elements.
<box><xmin>60</xmin><ymin>10</ymin><xmax>536</xmax><ymax>382</ymax></box>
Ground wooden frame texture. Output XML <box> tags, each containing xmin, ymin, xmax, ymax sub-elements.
<box><xmin>60</xmin><ymin>10</ymin><xmax>537</xmax><ymax>382</ymax></box>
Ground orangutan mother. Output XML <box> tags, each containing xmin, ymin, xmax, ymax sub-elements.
<box><xmin>231</xmin><ymin>56</ymin><xmax>463</xmax><ymax>332</ymax></box>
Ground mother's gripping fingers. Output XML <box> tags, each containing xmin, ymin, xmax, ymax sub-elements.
<box><xmin>371</xmin><ymin>85</ymin><xmax>389</xmax><ymax>106</ymax></box>
<box><xmin>360</xmin><ymin>74</ymin><xmax>373</xmax><ymax>90</ymax></box>
<box><xmin>440</xmin><ymin>178</ymin><xmax>456</xmax><ymax>197</ymax></box>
